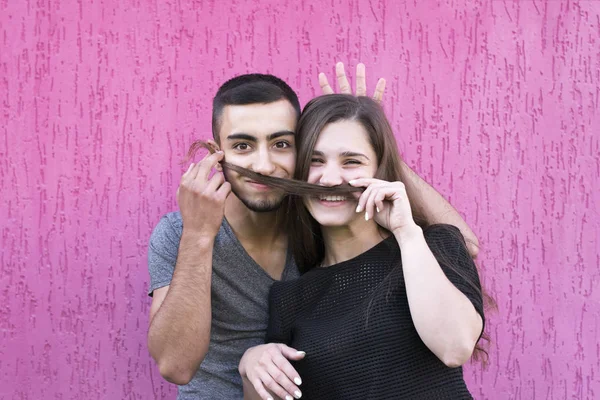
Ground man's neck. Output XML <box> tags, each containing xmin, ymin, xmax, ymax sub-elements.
<box><xmin>321</xmin><ymin>220</ymin><xmax>390</xmax><ymax>267</ymax></box>
<box><xmin>223</xmin><ymin>194</ymin><xmax>286</xmax><ymax>246</ymax></box>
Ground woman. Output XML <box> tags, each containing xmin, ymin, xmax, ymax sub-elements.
<box><xmin>239</xmin><ymin>94</ymin><xmax>486</xmax><ymax>400</ymax></box>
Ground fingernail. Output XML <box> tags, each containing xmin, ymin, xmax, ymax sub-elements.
<box><xmin>356</xmin><ymin>205</ymin><xmax>362</xmax><ymax>213</ymax></box>
<box><xmin>294</xmin><ymin>390</ymin><xmax>302</xmax><ymax>398</ymax></box>
<box><xmin>296</xmin><ymin>351</ymin><xmax>306</xmax><ymax>357</ymax></box>
<box><xmin>294</xmin><ymin>376</ymin><xmax>302</xmax><ymax>385</ymax></box>
<box><xmin>365</xmin><ymin>212</ymin><xmax>369</xmax><ymax>221</ymax></box>
<box><xmin>349</xmin><ymin>179</ymin><xmax>356</xmax><ymax>184</ymax></box>
<box><xmin>267</xmin><ymin>398</ymin><xmax>273</xmax><ymax>400</ymax></box>
<box><xmin>376</xmin><ymin>206</ymin><xmax>380</xmax><ymax>213</ymax></box>
<box><xmin>286</xmin><ymin>395</ymin><xmax>293</xmax><ymax>400</ymax></box>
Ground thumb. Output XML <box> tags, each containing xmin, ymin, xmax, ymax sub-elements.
<box><xmin>278</xmin><ymin>344</ymin><xmax>306</xmax><ymax>360</ymax></box>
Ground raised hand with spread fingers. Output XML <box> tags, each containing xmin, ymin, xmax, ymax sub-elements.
<box><xmin>318</xmin><ymin>62</ymin><xmax>386</xmax><ymax>103</ymax></box>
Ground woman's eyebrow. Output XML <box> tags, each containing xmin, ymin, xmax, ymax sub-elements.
<box><xmin>340</xmin><ymin>151</ymin><xmax>370</xmax><ymax>160</ymax></box>
<box><xmin>311</xmin><ymin>150</ymin><xmax>370</xmax><ymax>160</ymax></box>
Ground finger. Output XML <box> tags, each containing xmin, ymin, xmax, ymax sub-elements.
<box><xmin>272</xmin><ymin>353</ymin><xmax>303</xmax><ymax>390</ymax></box>
<box><xmin>319</xmin><ymin>72</ymin><xmax>334</xmax><ymax>95</ymax></box>
<box><xmin>181</xmin><ymin>163</ymin><xmax>195</xmax><ymax>184</ymax></box>
<box><xmin>196</xmin><ymin>151</ymin><xmax>224</xmax><ymax>181</ymax></box>
<box><xmin>372</xmin><ymin>78</ymin><xmax>386</xmax><ymax>103</ymax></box>
<box><xmin>278</xmin><ymin>344</ymin><xmax>306</xmax><ymax>362</ymax></box>
<box><xmin>250</xmin><ymin>376</ymin><xmax>275</xmax><ymax>400</ymax></box>
<box><xmin>364</xmin><ymin>186</ymin><xmax>381</xmax><ymax>221</ymax></box>
<box><xmin>336</xmin><ymin>62</ymin><xmax>352</xmax><ymax>94</ymax></box>
<box><xmin>257</xmin><ymin>370</ymin><xmax>289</xmax><ymax>400</ymax></box>
<box><xmin>349</xmin><ymin>178</ymin><xmax>384</xmax><ymax>188</ymax></box>
<box><xmin>355</xmin><ymin>63</ymin><xmax>366</xmax><ymax>96</ymax></box>
<box><xmin>374</xmin><ymin>190</ymin><xmax>386</xmax><ymax>213</ymax></box>
<box><xmin>355</xmin><ymin>185</ymin><xmax>374</xmax><ymax>214</ymax></box>
<box><xmin>266</xmin><ymin>361</ymin><xmax>300</xmax><ymax>399</ymax></box>
<box><xmin>216</xmin><ymin>181</ymin><xmax>231</xmax><ymax>200</ymax></box>
<box><xmin>205</xmin><ymin>172</ymin><xmax>225</xmax><ymax>193</ymax></box>
<box><xmin>371</xmin><ymin>184</ymin><xmax>406</xmax><ymax>203</ymax></box>
<box><xmin>187</xmin><ymin>154</ymin><xmax>208</xmax><ymax>180</ymax></box>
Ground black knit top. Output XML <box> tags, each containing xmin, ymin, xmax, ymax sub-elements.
<box><xmin>266</xmin><ymin>224</ymin><xmax>484</xmax><ymax>400</ymax></box>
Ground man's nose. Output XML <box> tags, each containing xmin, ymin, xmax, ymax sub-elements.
<box><xmin>251</xmin><ymin>149</ymin><xmax>277</xmax><ymax>176</ymax></box>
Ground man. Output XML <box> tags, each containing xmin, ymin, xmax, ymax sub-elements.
<box><xmin>147</xmin><ymin>63</ymin><xmax>479</xmax><ymax>399</ymax></box>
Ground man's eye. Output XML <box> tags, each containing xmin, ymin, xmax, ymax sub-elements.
<box><xmin>234</xmin><ymin>143</ymin><xmax>250</xmax><ymax>151</ymax></box>
<box><xmin>311</xmin><ymin>158</ymin><xmax>324</xmax><ymax>164</ymax></box>
<box><xmin>274</xmin><ymin>141</ymin><xmax>291</xmax><ymax>149</ymax></box>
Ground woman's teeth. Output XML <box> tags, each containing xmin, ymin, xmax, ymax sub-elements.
<box><xmin>318</xmin><ymin>195</ymin><xmax>347</xmax><ymax>202</ymax></box>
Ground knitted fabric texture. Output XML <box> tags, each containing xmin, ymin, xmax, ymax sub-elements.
<box><xmin>266</xmin><ymin>224</ymin><xmax>484</xmax><ymax>400</ymax></box>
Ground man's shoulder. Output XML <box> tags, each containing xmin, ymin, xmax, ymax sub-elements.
<box><xmin>151</xmin><ymin>211</ymin><xmax>236</xmax><ymax>246</ymax></box>
<box><xmin>160</xmin><ymin>210</ymin><xmax>183</xmax><ymax>228</ymax></box>
<box><xmin>150</xmin><ymin>211</ymin><xmax>183</xmax><ymax>242</ymax></box>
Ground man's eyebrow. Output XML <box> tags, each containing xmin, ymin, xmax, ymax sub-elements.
<box><xmin>226</xmin><ymin>133</ymin><xmax>257</xmax><ymax>142</ymax></box>
<box><xmin>267</xmin><ymin>131</ymin><xmax>295</xmax><ymax>141</ymax></box>
<box><xmin>226</xmin><ymin>131</ymin><xmax>295</xmax><ymax>141</ymax></box>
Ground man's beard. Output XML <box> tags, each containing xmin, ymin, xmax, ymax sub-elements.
<box><xmin>225</xmin><ymin>170</ymin><xmax>285</xmax><ymax>213</ymax></box>
<box><xmin>236</xmin><ymin>191</ymin><xmax>284</xmax><ymax>212</ymax></box>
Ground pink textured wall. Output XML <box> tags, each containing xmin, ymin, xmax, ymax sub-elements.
<box><xmin>1</xmin><ymin>0</ymin><xmax>598</xmax><ymax>399</ymax></box>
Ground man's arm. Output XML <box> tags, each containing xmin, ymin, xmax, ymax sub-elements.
<box><xmin>399</xmin><ymin>161</ymin><xmax>480</xmax><ymax>258</ymax></box>
<box><xmin>147</xmin><ymin>152</ymin><xmax>231</xmax><ymax>385</ymax></box>
<box><xmin>148</xmin><ymin>235</ymin><xmax>214</xmax><ymax>385</ymax></box>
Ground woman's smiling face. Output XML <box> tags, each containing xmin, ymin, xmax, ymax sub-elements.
<box><xmin>304</xmin><ymin>119</ymin><xmax>378</xmax><ymax>227</ymax></box>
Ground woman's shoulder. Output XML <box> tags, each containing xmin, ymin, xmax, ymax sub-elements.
<box><xmin>423</xmin><ymin>223</ymin><xmax>462</xmax><ymax>236</ymax></box>
<box><xmin>423</xmin><ymin>224</ymin><xmax>467</xmax><ymax>248</ymax></box>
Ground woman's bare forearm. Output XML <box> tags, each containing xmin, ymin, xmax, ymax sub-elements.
<box><xmin>394</xmin><ymin>225</ymin><xmax>483</xmax><ymax>367</ymax></box>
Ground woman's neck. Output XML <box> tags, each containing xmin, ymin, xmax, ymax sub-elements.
<box><xmin>320</xmin><ymin>219</ymin><xmax>390</xmax><ymax>267</ymax></box>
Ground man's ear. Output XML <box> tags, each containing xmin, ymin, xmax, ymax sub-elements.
<box><xmin>206</xmin><ymin>139</ymin><xmax>221</xmax><ymax>153</ymax></box>
<box><xmin>207</xmin><ymin>139</ymin><xmax>223</xmax><ymax>171</ymax></box>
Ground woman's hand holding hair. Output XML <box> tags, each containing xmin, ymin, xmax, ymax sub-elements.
<box><xmin>239</xmin><ymin>343</ymin><xmax>305</xmax><ymax>400</ymax></box>
<box><xmin>349</xmin><ymin>178</ymin><xmax>421</xmax><ymax>238</ymax></box>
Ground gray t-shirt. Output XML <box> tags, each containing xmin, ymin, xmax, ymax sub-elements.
<box><xmin>148</xmin><ymin>211</ymin><xmax>299</xmax><ymax>399</ymax></box>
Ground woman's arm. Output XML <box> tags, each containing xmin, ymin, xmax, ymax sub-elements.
<box><xmin>351</xmin><ymin>178</ymin><xmax>484</xmax><ymax>366</ymax></box>
<box><xmin>395</xmin><ymin>224</ymin><xmax>483</xmax><ymax>367</ymax></box>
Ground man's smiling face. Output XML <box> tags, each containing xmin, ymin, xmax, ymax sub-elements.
<box><xmin>217</xmin><ymin>99</ymin><xmax>298</xmax><ymax>212</ymax></box>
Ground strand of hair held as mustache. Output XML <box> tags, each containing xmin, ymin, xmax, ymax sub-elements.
<box><xmin>185</xmin><ymin>140</ymin><xmax>364</xmax><ymax>197</ymax></box>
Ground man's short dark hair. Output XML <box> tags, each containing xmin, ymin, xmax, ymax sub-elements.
<box><xmin>212</xmin><ymin>74</ymin><xmax>301</xmax><ymax>142</ymax></box>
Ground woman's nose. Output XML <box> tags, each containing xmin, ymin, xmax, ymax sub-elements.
<box><xmin>318</xmin><ymin>166</ymin><xmax>344</xmax><ymax>186</ymax></box>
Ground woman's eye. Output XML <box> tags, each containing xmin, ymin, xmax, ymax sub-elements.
<box><xmin>344</xmin><ymin>159</ymin><xmax>361</xmax><ymax>165</ymax></box>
